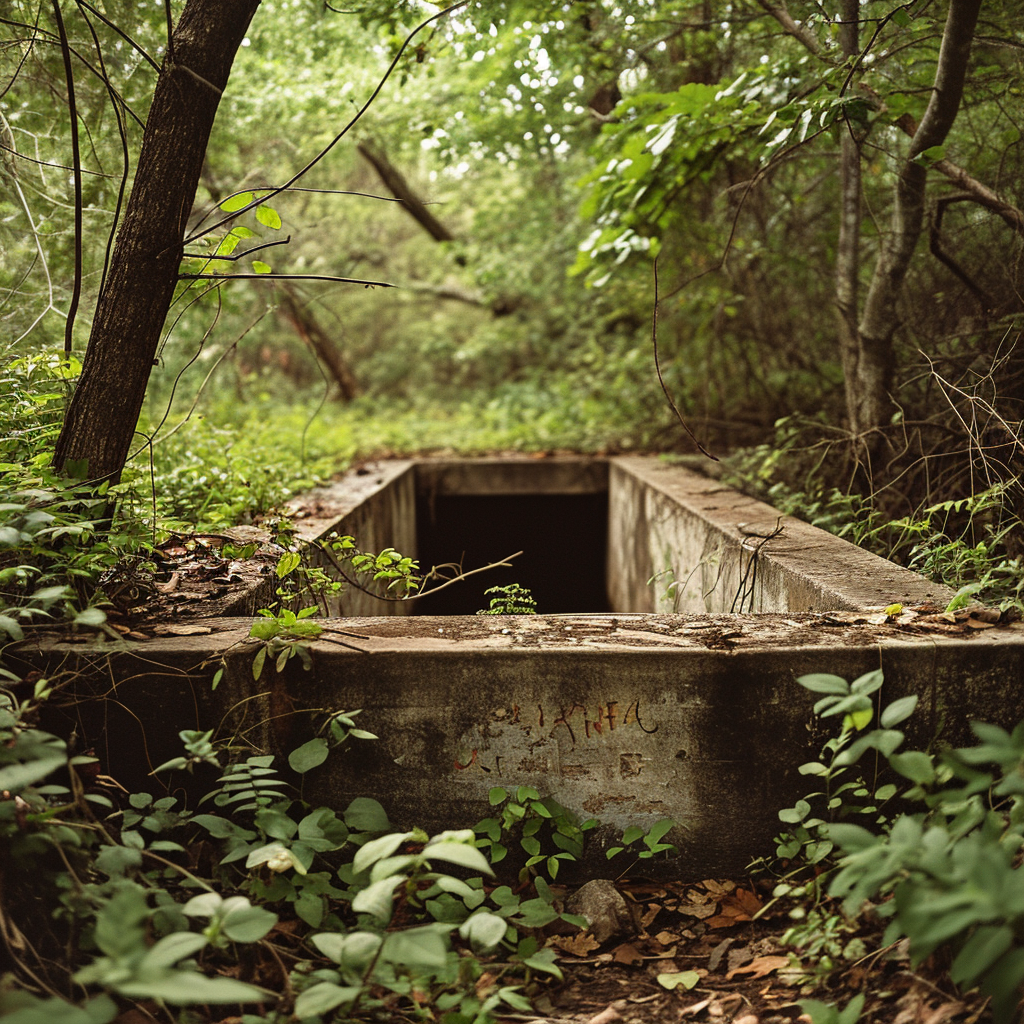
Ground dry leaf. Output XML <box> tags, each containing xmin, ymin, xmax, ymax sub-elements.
<box><xmin>641</xmin><ymin>904</ymin><xmax>662</xmax><ymax>928</ymax></box>
<box><xmin>678</xmin><ymin>900</ymin><xmax>719</xmax><ymax>919</ymax></box>
<box><xmin>734</xmin><ymin>1016</ymin><xmax>760</xmax><ymax>1024</ymax></box>
<box><xmin>680</xmin><ymin>997</ymin><xmax>713</xmax><ymax>1017</ymax></box>
<box><xmin>551</xmin><ymin>932</ymin><xmax>601</xmax><ymax>957</ymax></box>
<box><xmin>966</xmin><ymin>617</ymin><xmax>996</xmax><ymax>629</ymax></box>
<box><xmin>703</xmin><ymin>879</ymin><xmax>736</xmax><ymax>896</ymax></box>
<box><xmin>153</xmin><ymin>623</ymin><xmax>213</xmax><ymax>635</ymax></box>
<box><xmin>474</xmin><ymin>971</ymin><xmax>498</xmax><ymax>998</ymax></box>
<box><xmin>612</xmin><ymin>942</ymin><xmax>644</xmax><ymax>965</ymax></box>
<box><xmin>727</xmin><ymin>955</ymin><xmax>791</xmax><ymax>980</ymax></box>
<box><xmin>654</xmin><ymin>930</ymin><xmax>678</xmax><ymax>947</ymax></box>
<box><xmin>922</xmin><ymin>1002</ymin><xmax>966</xmax><ymax>1024</ymax></box>
<box><xmin>586</xmin><ymin>1005</ymin><xmax>622</xmax><ymax>1024</ymax></box>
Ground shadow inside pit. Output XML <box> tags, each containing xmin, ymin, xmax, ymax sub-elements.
<box><xmin>413</xmin><ymin>492</ymin><xmax>611</xmax><ymax>615</ymax></box>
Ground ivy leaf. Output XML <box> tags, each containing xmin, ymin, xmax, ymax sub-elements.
<box><xmin>256</xmin><ymin>205</ymin><xmax>282</xmax><ymax>229</ymax></box>
<box><xmin>219</xmin><ymin>191</ymin><xmax>254</xmax><ymax>212</ymax></box>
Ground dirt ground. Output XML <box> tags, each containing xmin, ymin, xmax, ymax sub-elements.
<box><xmin>530</xmin><ymin>876</ymin><xmax>991</xmax><ymax>1024</ymax></box>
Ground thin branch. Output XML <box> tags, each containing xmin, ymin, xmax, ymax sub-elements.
<box><xmin>182</xmin><ymin>0</ymin><xmax>471</xmax><ymax>246</ymax></box>
<box><xmin>652</xmin><ymin>258</ymin><xmax>718</xmax><ymax>461</ymax></box>
<box><xmin>76</xmin><ymin>0</ymin><xmax>161</xmax><ymax>73</ymax></box>
<box><xmin>51</xmin><ymin>0</ymin><xmax>83</xmax><ymax>356</ymax></box>
<box><xmin>178</xmin><ymin>273</ymin><xmax>394</xmax><ymax>286</ymax></box>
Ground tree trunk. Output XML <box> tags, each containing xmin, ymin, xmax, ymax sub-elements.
<box><xmin>852</xmin><ymin>0</ymin><xmax>982</xmax><ymax>437</ymax></box>
<box><xmin>356</xmin><ymin>140</ymin><xmax>457</xmax><ymax>244</ymax></box>
<box><xmin>53</xmin><ymin>0</ymin><xmax>261</xmax><ymax>482</ymax></box>
<box><xmin>278</xmin><ymin>285</ymin><xmax>359</xmax><ymax>401</ymax></box>
<box><xmin>835</xmin><ymin>0</ymin><xmax>862</xmax><ymax>435</ymax></box>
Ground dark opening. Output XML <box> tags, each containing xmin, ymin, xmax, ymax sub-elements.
<box><xmin>413</xmin><ymin>493</ymin><xmax>611</xmax><ymax>615</ymax></box>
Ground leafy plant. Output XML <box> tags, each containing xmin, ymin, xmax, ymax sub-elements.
<box><xmin>476</xmin><ymin>583</ymin><xmax>537</xmax><ymax>615</ymax></box>
<box><xmin>606</xmin><ymin>818</ymin><xmax>678</xmax><ymax>865</ymax></box>
<box><xmin>475</xmin><ymin>786</ymin><xmax>596</xmax><ymax>881</ymax></box>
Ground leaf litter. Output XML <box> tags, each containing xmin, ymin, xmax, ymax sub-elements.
<box><xmin>524</xmin><ymin>876</ymin><xmax>994</xmax><ymax>1024</ymax></box>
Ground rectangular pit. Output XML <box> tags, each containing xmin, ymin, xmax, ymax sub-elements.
<box><xmin>22</xmin><ymin>456</ymin><xmax>1021</xmax><ymax>879</ymax></box>
<box><xmin>295</xmin><ymin>457</ymin><xmax>953</xmax><ymax>617</ymax></box>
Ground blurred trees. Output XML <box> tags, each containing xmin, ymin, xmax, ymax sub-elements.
<box><xmin>1</xmin><ymin>0</ymin><xmax>1022</xmax><ymax>501</ymax></box>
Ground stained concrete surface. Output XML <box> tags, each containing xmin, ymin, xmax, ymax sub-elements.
<box><xmin>20</xmin><ymin>611</ymin><xmax>1024</xmax><ymax>878</ymax></box>
<box><xmin>13</xmin><ymin>456</ymin><xmax>1013</xmax><ymax>878</ymax></box>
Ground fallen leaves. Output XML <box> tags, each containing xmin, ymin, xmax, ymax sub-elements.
<box><xmin>657</xmin><ymin>970</ymin><xmax>701</xmax><ymax>991</ymax></box>
<box><xmin>726</xmin><ymin>955</ymin><xmax>791</xmax><ymax>980</ymax></box>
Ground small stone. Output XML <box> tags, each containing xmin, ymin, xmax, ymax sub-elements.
<box><xmin>565</xmin><ymin>879</ymin><xmax>638</xmax><ymax>945</ymax></box>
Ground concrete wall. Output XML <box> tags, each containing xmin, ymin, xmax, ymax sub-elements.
<box><xmin>607</xmin><ymin>458</ymin><xmax>955</xmax><ymax>613</ymax></box>
<box><xmin>291</xmin><ymin>461</ymin><xmax>417</xmax><ymax>617</ymax></box>
<box><xmin>17</xmin><ymin>456</ymin><xmax>1005</xmax><ymax>880</ymax></box>
<box><xmin>21</xmin><ymin>614</ymin><xmax>1024</xmax><ymax>879</ymax></box>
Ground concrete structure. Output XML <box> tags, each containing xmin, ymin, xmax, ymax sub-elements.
<box><xmin>18</xmin><ymin>458</ymin><xmax>1023</xmax><ymax>879</ymax></box>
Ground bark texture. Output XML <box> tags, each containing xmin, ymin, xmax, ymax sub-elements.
<box><xmin>835</xmin><ymin>0</ymin><xmax>862</xmax><ymax>435</ymax></box>
<box><xmin>853</xmin><ymin>0</ymin><xmax>982</xmax><ymax>436</ymax></box>
<box><xmin>54</xmin><ymin>0</ymin><xmax>261</xmax><ymax>481</ymax></box>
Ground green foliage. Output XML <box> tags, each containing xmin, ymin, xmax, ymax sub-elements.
<box><xmin>476</xmin><ymin>583</ymin><xmax>537</xmax><ymax>615</ymax></box>
<box><xmin>769</xmin><ymin>669</ymin><xmax>1024</xmax><ymax>1023</ymax></box>
<box><xmin>826</xmin><ymin>718</ymin><xmax>1024</xmax><ymax>1024</ymax></box>
<box><xmin>605</xmin><ymin>818</ymin><xmax>678</xmax><ymax>863</ymax></box>
<box><xmin>475</xmin><ymin>786</ymin><xmax>598</xmax><ymax>882</ymax></box>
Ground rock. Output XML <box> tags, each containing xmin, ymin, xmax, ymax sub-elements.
<box><xmin>565</xmin><ymin>879</ymin><xmax>638</xmax><ymax>945</ymax></box>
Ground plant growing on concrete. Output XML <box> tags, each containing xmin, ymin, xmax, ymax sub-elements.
<box><xmin>475</xmin><ymin>786</ymin><xmax>596</xmax><ymax>881</ymax></box>
<box><xmin>476</xmin><ymin>584</ymin><xmax>537</xmax><ymax>615</ymax></box>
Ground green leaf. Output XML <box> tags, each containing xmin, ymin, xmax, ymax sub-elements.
<box><xmin>219</xmin><ymin>192</ymin><xmax>254</xmax><ymax>212</ymax></box>
<box><xmin>489</xmin><ymin>787</ymin><xmax>507</xmax><ymax>805</ymax></box>
<box><xmin>288</xmin><ymin>737</ymin><xmax>329</xmax><ymax>774</ymax></box>
<box><xmin>950</xmin><ymin>925</ymin><xmax>1013</xmax><ymax>987</ymax></box>
<box><xmin>221</xmin><ymin>899</ymin><xmax>278</xmax><ymax>943</ymax></box>
<box><xmin>881</xmin><ymin>695</ymin><xmax>918</xmax><ymax>728</ymax></box>
<box><xmin>294</xmin><ymin>983</ymin><xmax>362</xmax><ymax>1019</ymax></box>
<box><xmin>797</xmin><ymin>674</ymin><xmax>849</xmax><ymax>695</ymax></box>
<box><xmin>140</xmin><ymin>931</ymin><xmax>208</xmax><ymax>969</ymax></box>
<box><xmin>459</xmin><ymin>911</ymin><xmax>509</xmax><ymax>951</ymax></box>
<box><xmin>353</xmin><ymin>831</ymin><xmax>413</xmax><ymax>875</ymax></box>
<box><xmin>423</xmin><ymin>840</ymin><xmax>494</xmax><ymax>876</ymax></box>
<box><xmin>889</xmin><ymin>751</ymin><xmax>935</xmax><ymax>785</ymax></box>
<box><xmin>256</xmin><ymin>205</ymin><xmax>282</xmax><ymax>229</ymax></box>
<box><xmin>381</xmin><ymin>925</ymin><xmax>450</xmax><ymax>969</ymax></box>
<box><xmin>251</xmin><ymin>646</ymin><xmax>267</xmax><ymax>681</ymax></box>
<box><xmin>351</xmin><ymin>873</ymin><xmax>404</xmax><ymax>919</ymax></box>
<box><xmin>311</xmin><ymin>931</ymin><xmax>382</xmax><ymax>970</ymax></box>
<box><xmin>344</xmin><ymin>797</ymin><xmax>390</xmax><ymax>832</ymax></box>
<box><xmin>251</xmin><ymin>261</ymin><xmax>272</xmax><ymax>274</ymax></box>
<box><xmin>74</xmin><ymin>606</ymin><xmax>106</xmax><ymax>627</ymax></box>
<box><xmin>116</xmin><ymin>971</ymin><xmax>268</xmax><ymax>1004</ymax></box>
<box><xmin>657</xmin><ymin>970</ymin><xmax>700</xmax><ymax>990</ymax></box>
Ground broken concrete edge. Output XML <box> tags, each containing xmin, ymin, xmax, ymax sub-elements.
<box><xmin>16</xmin><ymin>613</ymin><xmax>1024</xmax><ymax>879</ymax></box>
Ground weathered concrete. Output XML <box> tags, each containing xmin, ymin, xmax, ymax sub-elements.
<box><xmin>20</xmin><ymin>612</ymin><xmax>1024</xmax><ymax>878</ymax></box>
<box><xmin>607</xmin><ymin>458</ymin><xmax>956</xmax><ymax>613</ymax></box>
<box><xmin>14</xmin><ymin>456</ymin><xmax>1009</xmax><ymax>880</ymax></box>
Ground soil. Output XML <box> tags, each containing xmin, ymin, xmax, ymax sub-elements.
<box><xmin>531</xmin><ymin>875</ymin><xmax>991</xmax><ymax>1024</ymax></box>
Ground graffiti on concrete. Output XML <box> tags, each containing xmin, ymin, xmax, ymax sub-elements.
<box><xmin>454</xmin><ymin>698</ymin><xmax>658</xmax><ymax>776</ymax></box>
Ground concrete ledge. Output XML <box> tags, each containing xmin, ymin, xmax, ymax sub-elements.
<box><xmin>14</xmin><ymin>456</ymin><xmax>1010</xmax><ymax>879</ymax></box>
<box><xmin>20</xmin><ymin>612</ymin><xmax>1024</xmax><ymax>878</ymax></box>
<box><xmin>608</xmin><ymin>458</ymin><xmax>955</xmax><ymax>613</ymax></box>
